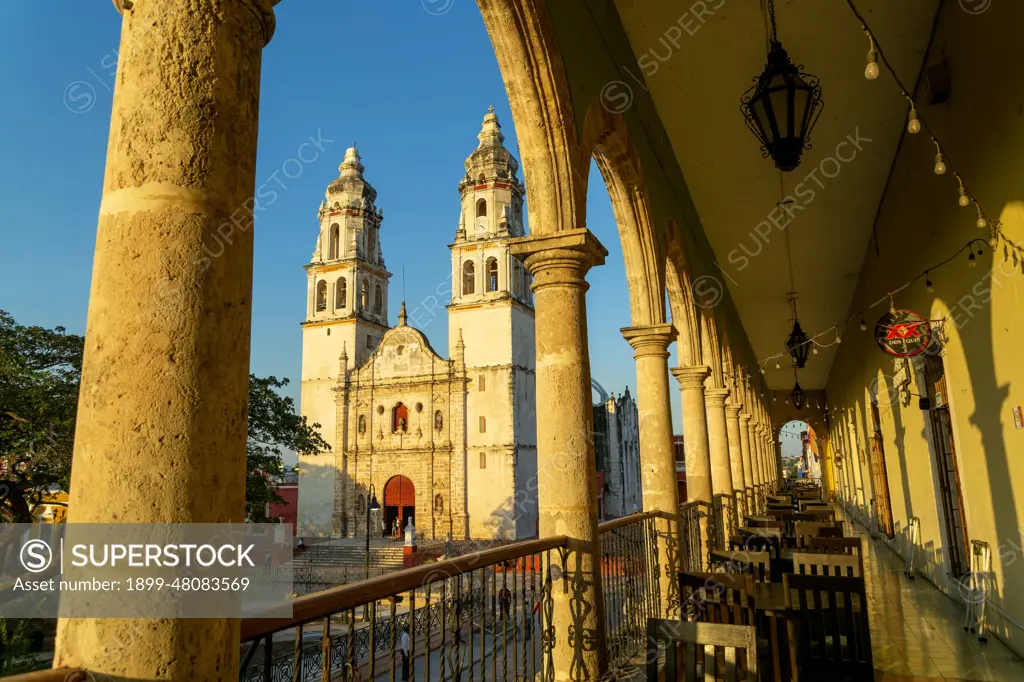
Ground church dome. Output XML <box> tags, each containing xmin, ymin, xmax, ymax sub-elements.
<box><xmin>327</xmin><ymin>146</ymin><xmax>378</xmax><ymax>206</ymax></box>
<box><xmin>463</xmin><ymin>108</ymin><xmax>520</xmax><ymax>183</ymax></box>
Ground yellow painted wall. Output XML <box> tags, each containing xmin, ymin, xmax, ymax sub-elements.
<box><xmin>824</xmin><ymin>0</ymin><xmax>1024</xmax><ymax>653</ymax></box>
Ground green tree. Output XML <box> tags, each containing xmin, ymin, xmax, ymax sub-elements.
<box><xmin>0</xmin><ymin>311</ymin><xmax>81</xmax><ymax>522</ymax></box>
<box><xmin>0</xmin><ymin>311</ymin><xmax>329</xmax><ymax>522</ymax></box>
<box><xmin>245</xmin><ymin>375</ymin><xmax>329</xmax><ymax>521</ymax></box>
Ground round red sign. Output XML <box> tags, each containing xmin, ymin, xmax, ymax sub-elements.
<box><xmin>875</xmin><ymin>309</ymin><xmax>932</xmax><ymax>357</ymax></box>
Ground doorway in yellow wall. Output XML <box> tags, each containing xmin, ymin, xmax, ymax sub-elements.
<box><xmin>923</xmin><ymin>353</ymin><xmax>970</xmax><ymax>578</ymax></box>
<box><xmin>868</xmin><ymin>400</ymin><xmax>895</xmax><ymax>539</ymax></box>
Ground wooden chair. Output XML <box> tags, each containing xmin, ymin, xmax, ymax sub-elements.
<box><xmin>792</xmin><ymin>551</ymin><xmax>861</xmax><ymax>578</ymax></box>
<box><xmin>782</xmin><ymin>573</ymin><xmax>872</xmax><ymax>681</ymax></box>
<box><xmin>793</xmin><ymin>521</ymin><xmax>843</xmax><ymax>549</ymax></box>
<box><xmin>746</xmin><ymin>519</ymin><xmax>784</xmax><ymax>532</ymax></box>
<box><xmin>709</xmin><ymin>550</ymin><xmax>771</xmax><ymax>583</ymax></box>
<box><xmin>804</xmin><ymin>508</ymin><xmax>838</xmax><ymax>523</ymax></box>
<box><xmin>733</xmin><ymin>533</ymin><xmax>782</xmax><ymax>561</ymax></box>
<box><xmin>798</xmin><ymin>500</ymin><xmax>831</xmax><ymax>511</ymax></box>
<box><xmin>807</xmin><ymin>537</ymin><xmax>864</xmax><ymax>576</ymax></box>
<box><xmin>679</xmin><ymin>571</ymin><xmax>755</xmax><ymax>625</ymax></box>
<box><xmin>646</xmin><ymin>619</ymin><xmax>758</xmax><ymax>681</ymax></box>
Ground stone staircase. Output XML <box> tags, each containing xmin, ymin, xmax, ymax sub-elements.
<box><xmin>289</xmin><ymin>538</ymin><xmax>405</xmax><ymax>573</ymax></box>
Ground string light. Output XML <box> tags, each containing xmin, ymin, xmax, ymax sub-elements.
<box><xmin>864</xmin><ymin>31</ymin><xmax>879</xmax><ymax>80</ymax></box>
<box><xmin>847</xmin><ymin>0</ymin><xmax>1021</xmax><ymax>267</ymax></box>
<box><xmin>975</xmin><ymin>203</ymin><xmax>988</xmax><ymax>229</ymax></box>
<box><xmin>859</xmin><ymin>316</ymin><xmax>867</xmax><ymax>331</ymax></box>
<box><xmin>775</xmin><ymin>360</ymin><xmax>781</xmax><ymax>370</ymax></box>
<box><xmin>906</xmin><ymin>105</ymin><xmax>921</xmax><ymax>134</ymax></box>
<box><xmin>925</xmin><ymin>271</ymin><xmax>934</xmax><ymax>293</ymax></box>
<box><xmin>956</xmin><ymin>175</ymin><xmax>970</xmax><ymax>207</ymax></box>
<box><xmin>968</xmin><ymin>251</ymin><xmax>977</xmax><ymax>268</ymax></box>
<box><xmin>812</xmin><ymin>345</ymin><xmax>819</xmax><ymax>355</ymax></box>
<box><xmin>932</xmin><ymin>140</ymin><xmax>946</xmax><ymax>175</ymax></box>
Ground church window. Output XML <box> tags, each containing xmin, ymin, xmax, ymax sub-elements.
<box><xmin>329</xmin><ymin>224</ymin><xmax>340</xmax><ymax>259</ymax></box>
<box><xmin>368</xmin><ymin>229</ymin><xmax>376</xmax><ymax>261</ymax></box>
<box><xmin>434</xmin><ymin>494</ymin><xmax>444</xmax><ymax>515</ymax></box>
<box><xmin>486</xmin><ymin>258</ymin><xmax>498</xmax><ymax>292</ymax></box>
<box><xmin>336</xmin><ymin>278</ymin><xmax>347</xmax><ymax>309</ymax></box>
<box><xmin>361</xmin><ymin>279</ymin><xmax>369</xmax><ymax>310</ymax></box>
<box><xmin>512</xmin><ymin>261</ymin><xmax>521</xmax><ymax>298</ymax></box>
<box><xmin>462</xmin><ymin>261</ymin><xmax>476</xmax><ymax>296</ymax></box>
<box><xmin>357</xmin><ymin>494</ymin><xmax>365</xmax><ymax>513</ymax></box>
<box><xmin>358</xmin><ymin>415</ymin><xmax>366</xmax><ymax>434</ymax></box>
<box><xmin>374</xmin><ymin>284</ymin><xmax>383</xmax><ymax>315</ymax></box>
<box><xmin>315</xmin><ymin>280</ymin><xmax>327</xmax><ymax>312</ymax></box>
<box><xmin>392</xmin><ymin>402</ymin><xmax>409</xmax><ymax>433</ymax></box>
<box><xmin>476</xmin><ymin>198</ymin><xmax>487</xmax><ymax>218</ymax></box>
<box><xmin>415</xmin><ymin>402</ymin><xmax>423</xmax><ymax>413</ymax></box>
<box><xmin>479</xmin><ymin>416</ymin><xmax>486</xmax><ymax>433</ymax></box>
<box><xmin>479</xmin><ymin>375</ymin><xmax>486</xmax><ymax>392</ymax></box>
<box><xmin>434</xmin><ymin>411</ymin><xmax>444</xmax><ymax>431</ymax></box>
<box><xmin>479</xmin><ymin>452</ymin><xmax>487</xmax><ymax>469</ymax></box>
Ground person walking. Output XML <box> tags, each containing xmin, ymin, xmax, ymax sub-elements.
<box><xmin>498</xmin><ymin>583</ymin><xmax>512</xmax><ymax>621</ymax></box>
<box><xmin>400</xmin><ymin>624</ymin><xmax>411</xmax><ymax>682</ymax></box>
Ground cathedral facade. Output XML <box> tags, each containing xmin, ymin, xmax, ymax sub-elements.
<box><xmin>297</xmin><ymin>111</ymin><xmax>538</xmax><ymax>540</ymax></box>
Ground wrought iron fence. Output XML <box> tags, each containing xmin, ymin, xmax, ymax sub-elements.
<box><xmin>710</xmin><ymin>493</ymin><xmax>737</xmax><ymax>552</ymax></box>
<box><xmin>677</xmin><ymin>501</ymin><xmax>711</xmax><ymax>572</ymax></box>
<box><xmin>599</xmin><ymin>514</ymin><xmax>660</xmax><ymax>671</ymax></box>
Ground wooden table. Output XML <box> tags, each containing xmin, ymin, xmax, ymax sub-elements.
<box><xmin>744</xmin><ymin>515</ymin><xmax>776</xmax><ymax>524</ymax></box>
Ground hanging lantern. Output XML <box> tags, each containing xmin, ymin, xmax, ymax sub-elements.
<box><xmin>785</xmin><ymin>295</ymin><xmax>811</xmax><ymax>368</ymax></box>
<box><xmin>791</xmin><ymin>379</ymin><xmax>806</xmax><ymax>410</ymax></box>
<box><xmin>740</xmin><ymin>0</ymin><xmax>824</xmax><ymax>172</ymax></box>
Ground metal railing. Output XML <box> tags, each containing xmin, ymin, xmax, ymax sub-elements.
<box><xmin>677</xmin><ymin>501</ymin><xmax>712</xmax><ymax>572</ymax></box>
<box><xmin>2</xmin><ymin>514</ymin><xmax>664</xmax><ymax>682</ymax></box>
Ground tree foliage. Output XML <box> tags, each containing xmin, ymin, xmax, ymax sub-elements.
<box><xmin>0</xmin><ymin>311</ymin><xmax>82</xmax><ymax>522</ymax></box>
<box><xmin>0</xmin><ymin>310</ymin><xmax>328</xmax><ymax>522</ymax></box>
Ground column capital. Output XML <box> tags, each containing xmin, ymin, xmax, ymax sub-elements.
<box><xmin>725</xmin><ymin>404</ymin><xmax>742</xmax><ymax>418</ymax></box>
<box><xmin>621</xmin><ymin>324</ymin><xmax>676</xmax><ymax>358</ymax></box>
<box><xmin>739</xmin><ymin>412</ymin><xmax>752</xmax><ymax>425</ymax></box>
<box><xmin>114</xmin><ymin>0</ymin><xmax>279</xmax><ymax>44</ymax></box>
<box><xmin>510</xmin><ymin>228</ymin><xmax>607</xmax><ymax>289</ymax></box>
<box><xmin>704</xmin><ymin>388</ymin><xmax>730</xmax><ymax>407</ymax></box>
<box><xmin>671</xmin><ymin>365</ymin><xmax>711</xmax><ymax>390</ymax></box>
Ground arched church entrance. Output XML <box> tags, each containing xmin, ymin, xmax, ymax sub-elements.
<box><xmin>383</xmin><ymin>475</ymin><xmax>415</xmax><ymax>538</ymax></box>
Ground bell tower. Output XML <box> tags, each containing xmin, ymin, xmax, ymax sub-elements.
<box><xmin>299</xmin><ymin>146</ymin><xmax>392</xmax><ymax>533</ymax></box>
<box><xmin>448</xmin><ymin>108</ymin><xmax>537</xmax><ymax>539</ymax></box>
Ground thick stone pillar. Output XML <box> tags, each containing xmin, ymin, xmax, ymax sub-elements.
<box><xmin>54</xmin><ymin>1</ymin><xmax>275</xmax><ymax>679</ymax></box>
<box><xmin>725</xmin><ymin>405</ymin><xmax>746</xmax><ymax>494</ymax></box>
<box><xmin>622</xmin><ymin>324</ymin><xmax>680</xmax><ymax>619</ymax></box>
<box><xmin>738</xmin><ymin>413</ymin><xmax>755</xmax><ymax>493</ymax></box>
<box><xmin>755</xmin><ymin>426</ymin><xmax>767</xmax><ymax>489</ymax></box>
<box><xmin>671</xmin><ymin>366</ymin><xmax>713</xmax><ymax>504</ymax></box>
<box><xmin>512</xmin><ymin>229</ymin><xmax>607</xmax><ymax>682</ymax></box>
<box><xmin>705</xmin><ymin>388</ymin><xmax>733</xmax><ymax>496</ymax></box>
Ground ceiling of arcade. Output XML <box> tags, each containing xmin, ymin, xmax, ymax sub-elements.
<box><xmin>605</xmin><ymin>0</ymin><xmax>941</xmax><ymax>389</ymax></box>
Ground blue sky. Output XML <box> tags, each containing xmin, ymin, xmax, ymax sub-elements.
<box><xmin>0</xmin><ymin>1</ymin><xmax>688</xmax><ymax>439</ymax></box>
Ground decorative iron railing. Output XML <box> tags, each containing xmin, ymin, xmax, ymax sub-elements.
<box><xmin>677</xmin><ymin>501</ymin><xmax>712</xmax><ymax>572</ymax></box>
<box><xmin>5</xmin><ymin>514</ymin><xmax>663</xmax><ymax>682</ymax></box>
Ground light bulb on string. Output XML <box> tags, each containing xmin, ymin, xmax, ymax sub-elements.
<box><xmin>812</xmin><ymin>345</ymin><xmax>819</xmax><ymax>355</ymax></box>
<box><xmin>859</xmin><ymin>316</ymin><xmax>867</xmax><ymax>331</ymax></box>
<box><xmin>775</xmin><ymin>360</ymin><xmax>781</xmax><ymax>370</ymax></box>
<box><xmin>907</xmin><ymin>107</ymin><xmax>921</xmax><ymax>134</ymax></box>
<box><xmin>956</xmin><ymin>176</ymin><xmax>970</xmax><ymax>207</ymax></box>
<box><xmin>932</xmin><ymin>140</ymin><xmax>946</xmax><ymax>175</ymax></box>
<box><xmin>976</xmin><ymin>203</ymin><xmax>987</xmax><ymax>229</ymax></box>
<box><xmin>968</xmin><ymin>250</ymin><xmax>977</xmax><ymax>268</ymax></box>
<box><xmin>925</xmin><ymin>271</ymin><xmax>934</xmax><ymax>293</ymax></box>
<box><xmin>835</xmin><ymin>332</ymin><xmax>842</xmax><ymax>345</ymax></box>
<box><xmin>864</xmin><ymin>31</ymin><xmax>879</xmax><ymax>80</ymax></box>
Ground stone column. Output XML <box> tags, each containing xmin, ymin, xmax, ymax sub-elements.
<box><xmin>755</xmin><ymin>425</ymin><xmax>767</xmax><ymax>489</ymax></box>
<box><xmin>671</xmin><ymin>366</ymin><xmax>713</xmax><ymax>504</ymax></box>
<box><xmin>622</xmin><ymin>324</ymin><xmax>680</xmax><ymax>619</ymax></box>
<box><xmin>511</xmin><ymin>228</ymin><xmax>607</xmax><ymax>682</ymax></box>
<box><xmin>738</xmin><ymin>413</ymin><xmax>754</xmax><ymax>494</ymax></box>
<box><xmin>725</xmin><ymin>404</ymin><xmax>746</xmax><ymax>494</ymax></box>
<box><xmin>54</xmin><ymin>1</ymin><xmax>275</xmax><ymax>679</ymax></box>
<box><xmin>705</xmin><ymin>388</ymin><xmax>733</xmax><ymax>496</ymax></box>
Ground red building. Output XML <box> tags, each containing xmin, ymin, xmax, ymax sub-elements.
<box><xmin>267</xmin><ymin>467</ymin><xmax>299</xmax><ymax>536</ymax></box>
